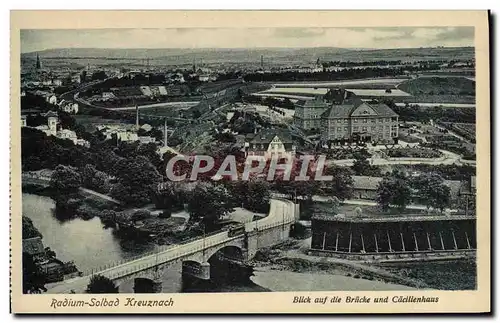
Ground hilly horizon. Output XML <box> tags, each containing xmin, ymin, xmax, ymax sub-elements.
<box><xmin>21</xmin><ymin>46</ymin><xmax>475</xmax><ymax>66</ymax></box>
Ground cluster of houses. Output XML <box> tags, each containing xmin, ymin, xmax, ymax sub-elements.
<box><xmin>21</xmin><ymin>111</ymin><xmax>89</xmax><ymax>147</ymax></box>
<box><xmin>22</xmin><ymin>90</ymin><xmax>79</xmax><ymax>115</ymax></box>
<box><xmin>95</xmin><ymin>123</ymin><xmax>157</xmax><ymax>144</ymax></box>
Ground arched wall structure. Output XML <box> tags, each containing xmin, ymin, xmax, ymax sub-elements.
<box><xmin>310</xmin><ymin>214</ymin><xmax>476</xmax><ymax>261</ymax></box>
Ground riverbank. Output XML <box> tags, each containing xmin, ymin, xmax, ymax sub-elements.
<box><xmin>250</xmin><ymin>238</ymin><xmax>476</xmax><ymax>291</ymax></box>
<box><xmin>251</xmin><ymin>266</ymin><xmax>416</xmax><ymax>291</ymax></box>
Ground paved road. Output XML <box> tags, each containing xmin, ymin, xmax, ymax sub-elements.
<box><xmin>45</xmin><ymin>198</ymin><xmax>296</xmax><ymax>294</ymax></box>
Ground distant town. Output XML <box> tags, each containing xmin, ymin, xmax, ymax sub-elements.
<box><xmin>20</xmin><ymin>45</ymin><xmax>476</xmax><ymax>294</ymax></box>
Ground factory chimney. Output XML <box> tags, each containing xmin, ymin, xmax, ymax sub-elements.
<box><xmin>135</xmin><ymin>104</ymin><xmax>139</xmax><ymax>129</ymax></box>
<box><xmin>36</xmin><ymin>53</ymin><xmax>41</xmax><ymax>69</ymax></box>
<box><xmin>163</xmin><ymin>118</ymin><xmax>168</xmax><ymax>148</ymax></box>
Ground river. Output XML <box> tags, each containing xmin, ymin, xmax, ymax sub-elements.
<box><xmin>22</xmin><ymin>193</ymin><xmax>156</xmax><ymax>273</ymax></box>
<box><xmin>24</xmin><ymin>193</ymin><xmax>420</xmax><ymax>293</ymax></box>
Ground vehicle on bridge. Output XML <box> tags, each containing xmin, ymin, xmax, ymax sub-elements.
<box><xmin>227</xmin><ymin>224</ymin><xmax>246</xmax><ymax>237</ymax></box>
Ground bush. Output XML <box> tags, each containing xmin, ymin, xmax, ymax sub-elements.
<box><xmin>86</xmin><ymin>274</ymin><xmax>118</xmax><ymax>294</ymax></box>
<box><xmin>131</xmin><ymin>210</ymin><xmax>151</xmax><ymax>222</ymax></box>
<box><xmin>158</xmin><ymin>209</ymin><xmax>172</xmax><ymax>219</ymax></box>
<box><xmin>386</xmin><ymin>147</ymin><xmax>442</xmax><ymax>158</ymax></box>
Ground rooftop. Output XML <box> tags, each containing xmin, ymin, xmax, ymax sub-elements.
<box><xmin>295</xmin><ymin>96</ymin><xmax>328</xmax><ymax>108</ymax></box>
<box><xmin>322</xmin><ymin>98</ymin><xmax>398</xmax><ymax>119</ymax></box>
<box><xmin>312</xmin><ymin>214</ymin><xmax>476</xmax><ymax>223</ymax></box>
<box><xmin>22</xmin><ymin>236</ymin><xmax>45</xmax><ymax>255</ymax></box>
<box><xmin>248</xmin><ymin>128</ymin><xmax>293</xmax><ymax>145</ymax></box>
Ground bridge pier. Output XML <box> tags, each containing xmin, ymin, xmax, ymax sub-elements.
<box><xmin>133</xmin><ymin>277</ymin><xmax>163</xmax><ymax>293</ymax></box>
<box><xmin>182</xmin><ymin>261</ymin><xmax>211</xmax><ymax>280</ymax></box>
<box><xmin>151</xmin><ymin>279</ymin><xmax>163</xmax><ymax>293</ymax></box>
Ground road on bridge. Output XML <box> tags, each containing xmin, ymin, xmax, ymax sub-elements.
<box><xmin>45</xmin><ymin>198</ymin><xmax>296</xmax><ymax>294</ymax></box>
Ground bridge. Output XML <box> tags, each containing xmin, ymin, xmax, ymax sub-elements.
<box><xmin>46</xmin><ymin>198</ymin><xmax>297</xmax><ymax>294</ymax></box>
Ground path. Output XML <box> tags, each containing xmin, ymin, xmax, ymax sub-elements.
<box><xmin>22</xmin><ymin>173</ymin><xmax>122</xmax><ymax>205</ymax></box>
<box><xmin>79</xmin><ymin>187</ymin><xmax>121</xmax><ymax>204</ymax></box>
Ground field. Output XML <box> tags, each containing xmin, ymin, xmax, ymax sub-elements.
<box><xmin>259</xmin><ymin>87</ymin><xmax>411</xmax><ymax>99</ymax></box>
<box><xmin>271</xmin><ymin>77</ymin><xmax>407</xmax><ymax>88</ymax></box>
<box><xmin>397</xmin><ymin>76</ymin><xmax>475</xmax><ymax>104</ymax></box>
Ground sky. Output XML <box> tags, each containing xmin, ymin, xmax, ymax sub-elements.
<box><xmin>20</xmin><ymin>27</ymin><xmax>474</xmax><ymax>53</ymax></box>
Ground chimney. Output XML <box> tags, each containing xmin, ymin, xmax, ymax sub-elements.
<box><xmin>135</xmin><ymin>104</ymin><xmax>139</xmax><ymax>129</ymax></box>
<box><xmin>164</xmin><ymin>118</ymin><xmax>168</xmax><ymax>148</ymax></box>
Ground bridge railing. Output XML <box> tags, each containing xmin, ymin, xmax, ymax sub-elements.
<box><xmin>97</xmin><ymin>232</ymin><xmax>240</xmax><ymax>280</ymax></box>
<box><xmin>81</xmin><ymin>228</ymin><xmax>228</xmax><ymax>277</ymax></box>
<box><xmin>82</xmin><ymin>199</ymin><xmax>296</xmax><ymax>279</ymax></box>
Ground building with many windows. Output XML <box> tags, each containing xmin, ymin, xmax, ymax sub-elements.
<box><xmin>293</xmin><ymin>95</ymin><xmax>328</xmax><ymax>131</ymax></box>
<box><xmin>292</xmin><ymin>88</ymin><xmax>399</xmax><ymax>144</ymax></box>
<box><xmin>320</xmin><ymin>96</ymin><xmax>399</xmax><ymax>145</ymax></box>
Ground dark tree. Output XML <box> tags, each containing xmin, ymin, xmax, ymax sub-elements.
<box><xmin>188</xmin><ymin>182</ymin><xmax>234</xmax><ymax>232</ymax></box>
<box><xmin>22</xmin><ymin>216</ymin><xmax>42</xmax><ymax>239</ymax></box>
<box><xmin>412</xmin><ymin>173</ymin><xmax>451</xmax><ymax>212</ymax></box>
<box><xmin>351</xmin><ymin>149</ymin><xmax>372</xmax><ymax>175</ymax></box>
<box><xmin>86</xmin><ymin>274</ymin><xmax>118</xmax><ymax>294</ymax></box>
<box><xmin>376</xmin><ymin>170</ymin><xmax>412</xmax><ymax>211</ymax></box>
<box><xmin>50</xmin><ymin>165</ymin><xmax>82</xmax><ymax>195</ymax></box>
<box><xmin>325</xmin><ymin>165</ymin><xmax>354</xmax><ymax>201</ymax></box>
<box><xmin>110</xmin><ymin>155</ymin><xmax>162</xmax><ymax>206</ymax></box>
<box><xmin>22</xmin><ymin>252</ymin><xmax>47</xmax><ymax>294</ymax></box>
